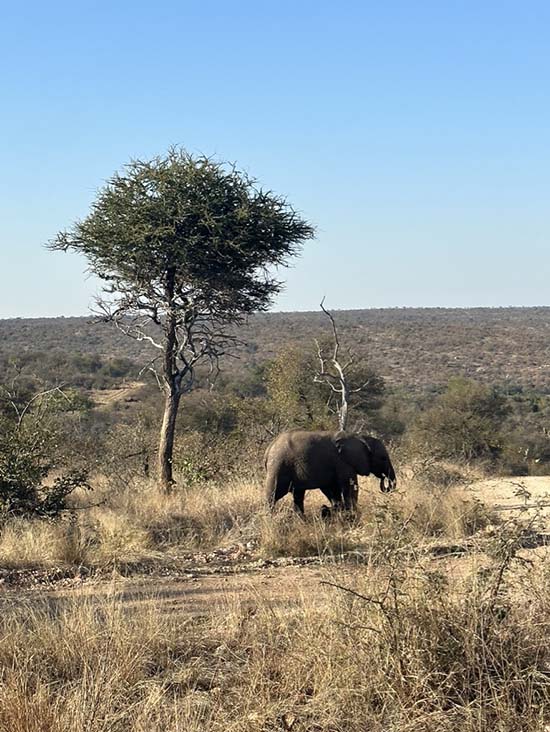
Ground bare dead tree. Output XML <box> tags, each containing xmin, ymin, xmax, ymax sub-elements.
<box><xmin>314</xmin><ymin>298</ymin><xmax>371</xmax><ymax>431</ymax></box>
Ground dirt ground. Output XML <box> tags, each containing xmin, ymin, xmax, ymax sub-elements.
<box><xmin>466</xmin><ymin>474</ymin><xmax>550</xmax><ymax>517</ymax></box>
<box><xmin>89</xmin><ymin>381</ymin><xmax>145</xmax><ymax>410</ymax></box>
<box><xmin>2</xmin><ymin>476</ymin><xmax>550</xmax><ymax>617</ymax></box>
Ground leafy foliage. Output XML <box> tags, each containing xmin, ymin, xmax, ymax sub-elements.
<box><xmin>0</xmin><ymin>380</ymin><xmax>90</xmax><ymax>517</ymax></box>
<box><xmin>52</xmin><ymin>149</ymin><xmax>314</xmax><ymax>318</ymax></box>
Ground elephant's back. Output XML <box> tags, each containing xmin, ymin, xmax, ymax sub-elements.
<box><xmin>268</xmin><ymin>430</ymin><xmax>332</xmax><ymax>453</ymax></box>
<box><xmin>265</xmin><ymin>430</ymin><xmax>337</xmax><ymax>474</ymax></box>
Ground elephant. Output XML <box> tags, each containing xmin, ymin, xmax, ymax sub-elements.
<box><xmin>264</xmin><ymin>430</ymin><xmax>397</xmax><ymax>515</ymax></box>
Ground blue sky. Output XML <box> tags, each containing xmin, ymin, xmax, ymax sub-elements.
<box><xmin>1</xmin><ymin>1</ymin><xmax>549</xmax><ymax>317</ymax></box>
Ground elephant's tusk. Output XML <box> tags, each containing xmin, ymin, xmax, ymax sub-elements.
<box><xmin>379</xmin><ymin>476</ymin><xmax>394</xmax><ymax>493</ymax></box>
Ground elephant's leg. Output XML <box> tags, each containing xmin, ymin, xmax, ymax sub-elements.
<box><xmin>291</xmin><ymin>486</ymin><xmax>306</xmax><ymax>516</ymax></box>
<box><xmin>342</xmin><ymin>477</ymin><xmax>359</xmax><ymax>512</ymax></box>
<box><xmin>320</xmin><ymin>486</ymin><xmax>344</xmax><ymax>512</ymax></box>
<box><xmin>318</xmin><ymin>486</ymin><xmax>344</xmax><ymax>521</ymax></box>
<box><xmin>350</xmin><ymin>479</ymin><xmax>359</xmax><ymax>512</ymax></box>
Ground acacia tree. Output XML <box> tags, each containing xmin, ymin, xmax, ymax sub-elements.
<box><xmin>50</xmin><ymin>149</ymin><xmax>314</xmax><ymax>491</ymax></box>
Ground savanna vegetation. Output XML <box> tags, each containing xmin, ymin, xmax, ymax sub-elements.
<box><xmin>1</xmin><ymin>150</ymin><xmax>550</xmax><ymax>730</ymax></box>
<box><xmin>2</xmin><ymin>306</ymin><xmax>550</xmax><ymax>729</ymax></box>
<box><xmin>3</xmin><ymin>305</ymin><xmax>550</xmax><ymax>391</ymax></box>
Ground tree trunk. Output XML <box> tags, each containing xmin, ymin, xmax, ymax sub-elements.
<box><xmin>158</xmin><ymin>387</ymin><xmax>180</xmax><ymax>492</ymax></box>
<box><xmin>159</xmin><ymin>271</ymin><xmax>179</xmax><ymax>493</ymax></box>
<box><xmin>338</xmin><ymin>384</ymin><xmax>349</xmax><ymax>431</ymax></box>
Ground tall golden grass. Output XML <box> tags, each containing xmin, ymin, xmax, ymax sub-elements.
<box><xmin>0</xmin><ymin>537</ymin><xmax>549</xmax><ymax>731</ymax></box>
<box><xmin>0</xmin><ymin>468</ymin><xmax>496</xmax><ymax>570</ymax></box>
<box><xmin>1</xmin><ymin>463</ymin><xmax>549</xmax><ymax>730</ymax></box>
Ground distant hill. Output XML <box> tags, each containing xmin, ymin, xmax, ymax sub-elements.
<box><xmin>2</xmin><ymin>307</ymin><xmax>550</xmax><ymax>392</ymax></box>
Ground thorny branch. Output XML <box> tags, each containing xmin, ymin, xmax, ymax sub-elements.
<box><xmin>0</xmin><ymin>384</ymin><xmax>71</xmax><ymax>430</ymax></box>
<box><xmin>95</xmin><ymin>292</ymin><xmax>243</xmax><ymax>397</ymax></box>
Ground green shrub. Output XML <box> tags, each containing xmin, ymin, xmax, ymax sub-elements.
<box><xmin>0</xmin><ymin>378</ymin><xmax>90</xmax><ymax>517</ymax></box>
<box><xmin>0</xmin><ymin>415</ymin><xmax>90</xmax><ymax>517</ymax></box>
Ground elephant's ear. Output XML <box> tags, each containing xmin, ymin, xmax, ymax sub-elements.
<box><xmin>361</xmin><ymin>436</ymin><xmax>385</xmax><ymax>458</ymax></box>
<box><xmin>333</xmin><ymin>430</ymin><xmax>347</xmax><ymax>447</ymax></box>
<box><xmin>333</xmin><ymin>433</ymin><xmax>372</xmax><ymax>476</ymax></box>
<box><xmin>360</xmin><ymin>436</ymin><xmax>376</xmax><ymax>452</ymax></box>
<box><xmin>333</xmin><ymin>431</ymin><xmax>352</xmax><ymax>455</ymax></box>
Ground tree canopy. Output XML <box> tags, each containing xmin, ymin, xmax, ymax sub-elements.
<box><xmin>52</xmin><ymin>149</ymin><xmax>314</xmax><ymax>319</ymax></box>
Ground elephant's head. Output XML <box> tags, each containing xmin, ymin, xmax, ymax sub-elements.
<box><xmin>333</xmin><ymin>433</ymin><xmax>397</xmax><ymax>493</ymax></box>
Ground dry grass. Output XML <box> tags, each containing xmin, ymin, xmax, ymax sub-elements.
<box><xmin>0</xmin><ymin>463</ymin><xmax>548</xmax><ymax>730</ymax></box>
<box><xmin>0</xmin><ymin>594</ymin><xmax>195</xmax><ymax>731</ymax></box>
<box><xmin>259</xmin><ymin>505</ymin><xmax>364</xmax><ymax>558</ymax></box>
<box><xmin>0</xmin><ymin>541</ymin><xmax>549</xmax><ymax>731</ymax></box>
<box><xmin>0</xmin><ymin>478</ymin><xmax>261</xmax><ymax>570</ymax></box>
<box><xmin>0</xmin><ymin>518</ymin><xmax>83</xmax><ymax>568</ymax></box>
<box><xmin>115</xmin><ymin>478</ymin><xmax>261</xmax><ymax>549</ymax></box>
<box><xmin>0</xmin><ymin>465</ymin><xmax>500</xmax><ymax>570</ymax></box>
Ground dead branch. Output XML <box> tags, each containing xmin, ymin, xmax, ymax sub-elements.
<box><xmin>314</xmin><ymin>298</ymin><xmax>351</xmax><ymax>430</ymax></box>
<box><xmin>15</xmin><ymin>385</ymin><xmax>70</xmax><ymax>429</ymax></box>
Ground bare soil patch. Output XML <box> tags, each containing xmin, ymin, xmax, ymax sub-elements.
<box><xmin>467</xmin><ymin>475</ymin><xmax>550</xmax><ymax>517</ymax></box>
<box><xmin>89</xmin><ymin>381</ymin><xmax>144</xmax><ymax>410</ymax></box>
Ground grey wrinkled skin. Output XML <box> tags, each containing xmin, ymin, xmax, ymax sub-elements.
<box><xmin>264</xmin><ymin>430</ymin><xmax>397</xmax><ymax>516</ymax></box>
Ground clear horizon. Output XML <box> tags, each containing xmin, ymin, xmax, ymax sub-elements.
<box><xmin>2</xmin><ymin>1</ymin><xmax>549</xmax><ymax>318</ymax></box>
<box><xmin>3</xmin><ymin>303</ymin><xmax>550</xmax><ymax>322</ymax></box>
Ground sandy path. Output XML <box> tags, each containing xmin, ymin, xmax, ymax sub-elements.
<box><xmin>466</xmin><ymin>475</ymin><xmax>550</xmax><ymax>519</ymax></box>
<box><xmin>0</xmin><ymin>564</ymin><xmax>351</xmax><ymax>618</ymax></box>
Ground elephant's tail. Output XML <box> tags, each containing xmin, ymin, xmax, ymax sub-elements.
<box><xmin>264</xmin><ymin>469</ymin><xmax>277</xmax><ymax>509</ymax></box>
<box><xmin>264</xmin><ymin>456</ymin><xmax>292</xmax><ymax>510</ymax></box>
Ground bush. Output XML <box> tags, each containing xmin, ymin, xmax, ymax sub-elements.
<box><xmin>264</xmin><ymin>343</ymin><xmax>387</xmax><ymax>433</ymax></box>
<box><xmin>0</xmin><ymin>417</ymin><xmax>90</xmax><ymax>516</ymax></box>
<box><xmin>265</xmin><ymin>345</ymin><xmax>332</xmax><ymax>430</ymax></box>
<box><xmin>0</xmin><ymin>382</ymin><xmax>90</xmax><ymax>517</ymax></box>
<box><xmin>410</xmin><ymin>377</ymin><xmax>510</xmax><ymax>462</ymax></box>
